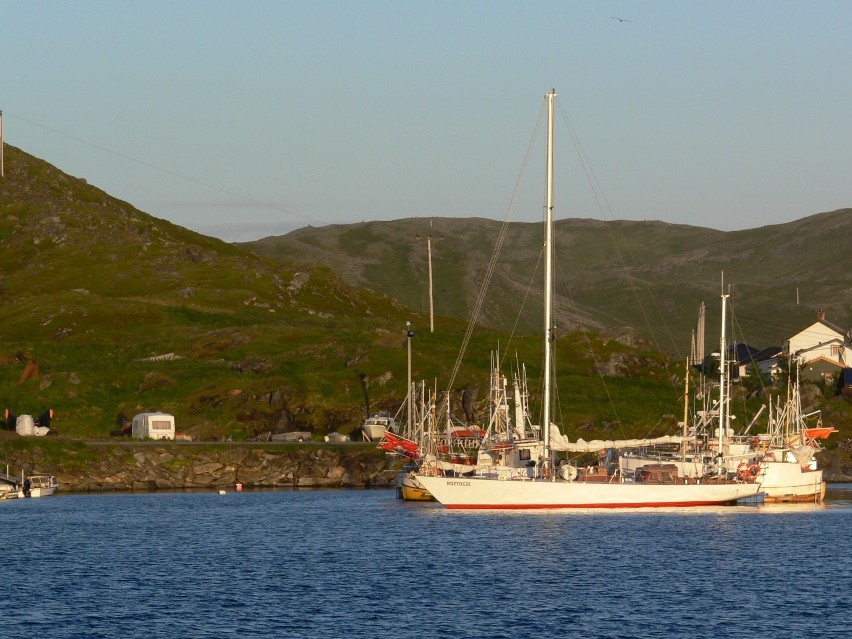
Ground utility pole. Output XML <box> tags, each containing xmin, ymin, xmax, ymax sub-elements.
<box><xmin>427</xmin><ymin>232</ymin><xmax>434</xmax><ymax>333</ymax></box>
<box><xmin>417</xmin><ymin>221</ymin><xmax>439</xmax><ymax>333</ymax></box>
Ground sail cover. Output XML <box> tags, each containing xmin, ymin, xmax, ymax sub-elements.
<box><xmin>549</xmin><ymin>426</ymin><xmax>695</xmax><ymax>452</ymax></box>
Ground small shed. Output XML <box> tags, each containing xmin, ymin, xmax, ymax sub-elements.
<box><xmin>132</xmin><ymin>412</ymin><xmax>176</xmax><ymax>440</ymax></box>
<box><xmin>799</xmin><ymin>356</ymin><xmax>843</xmax><ymax>385</ymax></box>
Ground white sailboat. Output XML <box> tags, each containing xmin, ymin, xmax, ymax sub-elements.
<box><xmin>416</xmin><ymin>90</ymin><xmax>762</xmax><ymax>509</ymax></box>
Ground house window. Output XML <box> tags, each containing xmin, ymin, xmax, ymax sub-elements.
<box><xmin>831</xmin><ymin>345</ymin><xmax>841</xmax><ymax>357</ymax></box>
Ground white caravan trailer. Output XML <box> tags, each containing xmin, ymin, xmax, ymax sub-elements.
<box><xmin>132</xmin><ymin>412</ymin><xmax>176</xmax><ymax>440</ymax></box>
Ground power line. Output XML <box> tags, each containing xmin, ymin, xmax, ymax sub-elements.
<box><xmin>5</xmin><ymin>111</ymin><xmax>327</xmax><ymax>226</ymax></box>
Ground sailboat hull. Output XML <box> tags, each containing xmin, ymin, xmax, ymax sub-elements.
<box><xmin>415</xmin><ymin>475</ymin><xmax>761</xmax><ymax>510</ymax></box>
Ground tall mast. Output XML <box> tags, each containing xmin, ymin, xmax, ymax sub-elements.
<box><xmin>718</xmin><ymin>277</ymin><xmax>729</xmax><ymax>476</ymax></box>
<box><xmin>543</xmin><ymin>89</ymin><xmax>556</xmax><ymax>472</ymax></box>
<box><xmin>682</xmin><ymin>358</ymin><xmax>689</xmax><ymax>463</ymax></box>
<box><xmin>406</xmin><ymin>321</ymin><xmax>414</xmax><ymax>436</ymax></box>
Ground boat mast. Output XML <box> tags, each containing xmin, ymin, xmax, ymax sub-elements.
<box><xmin>682</xmin><ymin>357</ymin><xmax>689</xmax><ymax>463</ymax></box>
<box><xmin>717</xmin><ymin>278</ymin><xmax>729</xmax><ymax>477</ymax></box>
<box><xmin>543</xmin><ymin>89</ymin><xmax>556</xmax><ymax>474</ymax></box>
<box><xmin>406</xmin><ymin>320</ymin><xmax>414</xmax><ymax>436</ymax></box>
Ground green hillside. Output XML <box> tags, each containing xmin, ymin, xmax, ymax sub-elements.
<box><xmin>244</xmin><ymin>212</ymin><xmax>852</xmax><ymax>357</ymax></box>
<box><xmin>1</xmin><ymin>144</ymin><xmax>691</xmax><ymax>443</ymax></box>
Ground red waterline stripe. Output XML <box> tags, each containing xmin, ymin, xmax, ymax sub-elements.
<box><xmin>443</xmin><ymin>500</ymin><xmax>739</xmax><ymax>510</ymax></box>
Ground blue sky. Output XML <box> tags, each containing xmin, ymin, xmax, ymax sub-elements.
<box><xmin>2</xmin><ymin>1</ymin><xmax>850</xmax><ymax>241</ymax></box>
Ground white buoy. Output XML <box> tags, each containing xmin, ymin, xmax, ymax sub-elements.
<box><xmin>218</xmin><ymin>490</ymin><xmax>226</xmax><ymax>495</ymax></box>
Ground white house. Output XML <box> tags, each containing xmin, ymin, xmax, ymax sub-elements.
<box><xmin>786</xmin><ymin>309</ymin><xmax>850</xmax><ymax>383</ymax></box>
<box><xmin>131</xmin><ymin>412</ymin><xmax>176</xmax><ymax>440</ymax></box>
<box><xmin>741</xmin><ymin>346</ymin><xmax>784</xmax><ymax>380</ymax></box>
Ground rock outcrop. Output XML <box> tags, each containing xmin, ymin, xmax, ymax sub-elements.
<box><xmin>1</xmin><ymin>442</ymin><xmax>403</xmax><ymax>492</ymax></box>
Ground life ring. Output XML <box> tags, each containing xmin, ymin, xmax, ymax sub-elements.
<box><xmin>737</xmin><ymin>462</ymin><xmax>748</xmax><ymax>480</ymax></box>
<box><xmin>747</xmin><ymin>463</ymin><xmax>760</xmax><ymax>478</ymax></box>
<box><xmin>560</xmin><ymin>464</ymin><xmax>578</xmax><ymax>481</ymax></box>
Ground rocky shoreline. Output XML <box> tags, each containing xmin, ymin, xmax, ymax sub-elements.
<box><xmin>3</xmin><ymin>440</ymin><xmax>851</xmax><ymax>494</ymax></box>
<box><xmin>1</xmin><ymin>442</ymin><xmax>405</xmax><ymax>493</ymax></box>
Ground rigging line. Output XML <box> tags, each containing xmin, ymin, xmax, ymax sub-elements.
<box><xmin>721</xmin><ymin>289</ymin><xmax>756</xmax><ymax>433</ymax></box>
<box><xmin>727</xmin><ymin>311</ymin><xmax>828</xmax><ymax>339</ymax></box>
<box><xmin>498</xmin><ymin>247</ymin><xmax>544</xmax><ymax>374</ymax></box>
<box><xmin>556</xmin><ymin>100</ymin><xmax>681</xmax><ymax>392</ymax></box>
<box><xmin>445</xmin><ymin>99</ymin><xmax>546</xmax><ymax>395</ymax></box>
<box><xmin>729</xmin><ymin>298</ymin><xmax>773</xmax><ymax>399</ymax></box>
<box><xmin>5</xmin><ymin>111</ymin><xmax>326</xmax><ymax>226</ymax></box>
<box><xmin>534</xmin><ymin>100</ymin><xmax>629</xmax><ymax>436</ymax></box>
<box><xmin>556</xmin><ymin>101</ymin><xmax>681</xmax><ymax>358</ymax></box>
<box><xmin>552</xmin><ymin>253</ymin><xmax>627</xmax><ymax>440</ymax></box>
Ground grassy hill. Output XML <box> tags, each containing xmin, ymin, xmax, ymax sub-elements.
<box><xmin>1</xmin><ymin>144</ymin><xmax>694</xmax><ymax>443</ymax></box>
<box><xmin>243</xmin><ymin>212</ymin><xmax>852</xmax><ymax>357</ymax></box>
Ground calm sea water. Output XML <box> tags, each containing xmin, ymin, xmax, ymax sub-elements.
<box><xmin>1</xmin><ymin>485</ymin><xmax>850</xmax><ymax>639</ymax></box>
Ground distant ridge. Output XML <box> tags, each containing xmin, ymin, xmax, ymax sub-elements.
<box><xmin>242</xmin><ymin>210</ymin><xmax>852</xmax><ymax>354</ymax></box>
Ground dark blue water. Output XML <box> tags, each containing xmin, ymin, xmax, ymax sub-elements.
<box><xmin>1</xmin><ymin>485</ymin><xmax>850</xmax><ymax>639</ymax></box>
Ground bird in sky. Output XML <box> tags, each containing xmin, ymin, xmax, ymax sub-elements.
<box><xmin>611</xmin><ymin>16</ymin><xmax>630</xmax><ymax>23</ymax></box>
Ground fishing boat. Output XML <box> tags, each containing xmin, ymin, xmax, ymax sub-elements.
<box><xmin>397</xmin><ymin>468</ymin><xmax>435</xmax><ymax>501</ymax></box>
<box><xmin>383</xmin><ymin>383</ymin><xmax>481</xmax><ymax>501</ymax></box>
<box><xmin>752</xmin><ymin>372</ymin><xmax>831</xmax><ymax>502</ymax></box>
<box><xmin>0</xmin><ymin>483</ymin><xmax>19</xmax><ymax>499</ymax></box>
<box><xmin>360</xmin><ymin>413</ymin><xmax>397</xmax><ymax>442</ymax></box>
<box><xmin>619</xmin><ymin>322</ymin><xmax>832</xmax><ymax>503</ymax></box>
<box><xmin>19</xmin><ymin>474</ymin><xmax>60</xmax><ymax>498</ymax></box>
<box><xmin>416</xmin><ymin>90</ymin><xmax>762</xmax><ymax>509</ymax></box>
